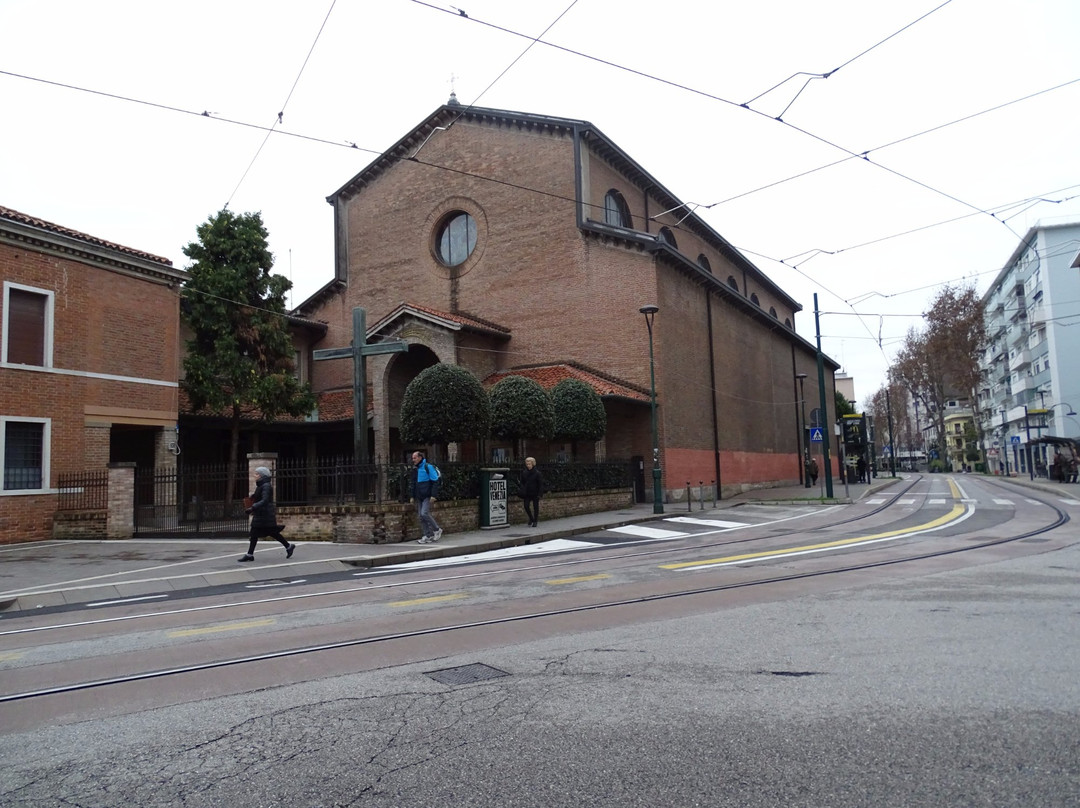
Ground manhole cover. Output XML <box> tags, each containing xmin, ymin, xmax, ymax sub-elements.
<box><xmin>425</xmin><ymin>662</ymin><xmax>510</xmax><ymax>686</ymax></box>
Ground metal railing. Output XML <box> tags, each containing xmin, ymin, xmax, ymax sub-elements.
<box><xmin>57</xmin><ymin>470</ymin><xmax>109</xmax><ymax>511</ymax></box>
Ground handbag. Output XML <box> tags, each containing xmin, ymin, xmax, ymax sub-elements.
<box><xmin>243</xmin><ymin>496</ymin><xmax>254</xmax><ymax>509</ymax></box>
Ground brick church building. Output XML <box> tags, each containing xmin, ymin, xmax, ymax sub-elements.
<box><xmin>289</xmin><ymin>98</ymin><xmax>838</xmax><ymax>503</ymax></box>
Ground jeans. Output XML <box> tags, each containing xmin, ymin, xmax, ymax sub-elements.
<box><xmin>417</xmin><ymin>497</ymin><xmax>440</xmax><ymax>537</ymax></box>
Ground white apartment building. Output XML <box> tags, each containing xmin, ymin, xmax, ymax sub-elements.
<box><xmin>979</xmin><ymin>221</ymin><xmax>1080</xmax><ymax>476</ymax></box>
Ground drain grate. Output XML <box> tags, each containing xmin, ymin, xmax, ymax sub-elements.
<box><xmin>425</xmin><ymin>662</ymin><xmax>511</xmax><ymax>686</ymax></box>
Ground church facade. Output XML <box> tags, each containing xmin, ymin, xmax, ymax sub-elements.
<box><xmin>293</xmin><ymin>100</ymin><xmax>838</xmax><ymax>502</ymax></box>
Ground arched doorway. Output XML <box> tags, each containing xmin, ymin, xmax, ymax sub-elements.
<box><xmin>385</xmin><ymin>344</ymin><xmax>440</xmax><ymax>462</ymax></box>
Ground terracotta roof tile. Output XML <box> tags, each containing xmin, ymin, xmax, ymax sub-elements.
<box><xmin>484</xmin><ymin>363</ymin><xmax>649</xmax><ymax>403</ymax></box>
<box><xmin>0</xmin><ymin>204</ymin><xmax>173</xmax><ymax>266</ymax></box>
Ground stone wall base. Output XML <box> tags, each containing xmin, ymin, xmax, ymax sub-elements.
<box><xmin>285</xmin><ymin>487</ymin><xmax>635</xmax><ymax>543</ymax></box>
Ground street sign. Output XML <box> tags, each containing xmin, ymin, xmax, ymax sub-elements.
<box><xmin>810</xmin><ymin>427</ymin><xmax>823</xmax><ymax>443</ymax></box>
<box><xmin>1010</xmin><ymin>435</ymin><xmax>1021</xmax><ymax>445</ymax></box>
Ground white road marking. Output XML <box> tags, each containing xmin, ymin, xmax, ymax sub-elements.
<box><xmin>929</xmin><ymin>499</ymin><xmax>947</xmax><ymax>505</ymax></box>
<box><xmin>664</xmin><ymin>517</ymin><xmax>748</xmax><ymax>528</ymax></box>
<box><xmin>606</xmin><ymin>525</ymin><xmax>688</xmax><ymax>539</ymax></box>
<box><xmin>898</xmin><ymin>499</ymin><xmax>916</xmax><ymax>505</ymax></box>
<box><xmin>993</xmin><ymin>499</ymin><xmax>1014</xmax><ymax>505</ymax></box>
<box><xmin>85</xmin><ymin>594</ymin><xmax>170</xmax><ymax>607</ymax></box>
<box><xmin>357</xmin><ymin>539</ymin><xmax>599</xmax><ymax>571</ymax></box>
<box><xmin>1060</xmin><ymin>499</ymin><xmax>1080</xmax><ymax>506</ymax></box>
<box><xmin>865</xmin><ymin>498</ymin><xmax>888</xmax><ymax>505</ymax></box>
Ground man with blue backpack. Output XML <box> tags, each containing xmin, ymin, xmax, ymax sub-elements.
<box><xmin>409</xmin><ymin>450</ymin><xmax>443</xmax><ymax>544</ymax></box>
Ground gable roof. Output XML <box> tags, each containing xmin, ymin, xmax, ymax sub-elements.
<box><xmin>484</xmin><ymin>362</ymin><xmax>650</xmax><ymax>404</ymax></box>
<box><xmin>368</xmin><ymin>301</ymin><xmax>512</xmax><ymax>340</ymax></box>
<box><xmin>324</xmin><ymin>102</ymin><xmax>800</xmax><ymax>313</ymax></box>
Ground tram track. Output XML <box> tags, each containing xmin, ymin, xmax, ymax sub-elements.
<box><xmin>0</xmin><ymin>477</ymin><xmax>923</xmax><ymax>639</ymax></box>
<box><xmin>0</xmin><ymin>477</ymin><xmax>1069</xmax><ymax>705</ymax></box>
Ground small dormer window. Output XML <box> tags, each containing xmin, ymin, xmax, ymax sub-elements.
<box><xmin>658</xmin><ymin>227</ymin><xmax>677</xmax><ymax>248</ymax></box>
<box><xmin>697</xmin><ymin>255</ymin><xmax>712</xmax><ymax>274</ymax></box>
<box><xmin>727</xmin><ymin>276</ymin><xmax>739</xmax><ymax>292</ymax></box>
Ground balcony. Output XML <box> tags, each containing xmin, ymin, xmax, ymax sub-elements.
<box><xmin>1028</xmin><ymin>304</ymin><xmax>1045</xmax><ymax>325</ymax></box>
<box><xmin>1009</xmin><ymin>349</ymin><xmax>1031</xmax><ymax>372</ymax></box>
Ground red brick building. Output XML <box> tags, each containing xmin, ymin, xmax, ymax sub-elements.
<box><xmin>294</xmin><ymin>101</ymin><xmax>838</xmax><ymax>503</ymax></box>
<box><xmin>0</xmin><ymin>206</ymin><xmax>186</xmax><ymax>543</ymax></box>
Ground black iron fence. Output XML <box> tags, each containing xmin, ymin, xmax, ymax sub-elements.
<box><xmin>69</xmin><ymin>458</ymin><xmax>633</xmax><ymax>537</ymax></box>
<box><xmin>57</xmin><ymin>470</ymin><xmax>109</xmax><ymax>511</ymax></box>
<box><xmin>134</xmin><ymin>463</ymin><xmax>250</xmax><ymax>536</ymax></box>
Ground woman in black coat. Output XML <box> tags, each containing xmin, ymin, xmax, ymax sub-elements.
<box><xmin>240</xmin><ymin>466</ymin><xmax>295</xmax><ymax>562</ymax></box>
<box><xmin>520</xmin><ymin>457</ymin><xmax>543</xmax><ymax>527</ymax></box>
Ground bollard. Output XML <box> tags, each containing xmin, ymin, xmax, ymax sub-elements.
<box><xmin>699</xmin><ymin>481</ymin><xmax>705</xmax><ymax>510</ymax></box>
<box><xmin>686</xmin><ymin>482</ymin><xmax>692</xmax><ymax>512</ymax></box>
<box><xmin>712</xmin><ymin>480</ymin><xmax>717</xmax><ymax>508</ymax></box>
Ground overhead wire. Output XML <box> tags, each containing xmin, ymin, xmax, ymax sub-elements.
<box><xmin>224</xmin><ymin>0</ymin><xmax>338</xmax><ymax>209</ymax></box>
<box><xmin>744</xmin><ymin>0</ymin><xmax>955</xmax><ymax>117</ymax></box>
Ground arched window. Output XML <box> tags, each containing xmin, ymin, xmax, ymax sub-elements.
<box><xmin>658</xmin><ymin>227</ymin><xmax>678</xmax><ymax>248</ymax></box>
<box><xmin>697</xmin><ymin>255</ymin><xmax>712</xmax><ymax>274</ymax></box>
<box><xmin>603</xmin><ymin>190</ymin><xmax>632</xmax><ymax>228</ymax></box>
<box><xmin>785</xmin><ymin>318</ymin><xmax>792</xmax><ymax>329</ymax></box>
<box><xmin>769</xmin><ymin>307</ymin><xmax>778</xmax><ymax>319</ymax></box>
<box><xmin>727</xmin><ymin>275</ymin><xmax>739</xmax><ymax>292</ymax></box>
<box><xmin>750</xmin><ymin>293</ymin><xmax>760</xmax><ymax>306</ymax></box>
<box><xmin>435</xmin><ymin>211</ymin><xmax>476</xmax><ymax>266</ymax></box>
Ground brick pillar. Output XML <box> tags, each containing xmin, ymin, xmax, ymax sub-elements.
<box><xmin>107</xmin><ymin>462</ymin><xmax>136</xmax><ymax>539</ymax></box>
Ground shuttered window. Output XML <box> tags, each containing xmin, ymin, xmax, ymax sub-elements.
<box><xmin>3</xmin><ymin>420</ymin><xmax>45</xmax><ymax>491</ymax></box>
<box><xmin>4</xmin><ymin>286</ymin><xmax>50</xmax><ymax>366</ymax></box>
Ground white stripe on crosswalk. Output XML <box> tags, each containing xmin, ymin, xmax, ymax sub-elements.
<box><xmin>929</xmin><ymin>498</ymin><xmax>947</xmax><ymax>505</ymax></box>
<box><xmin>993</xmin><ymin>499</ymin><xmax>1014</xmax><ymax>505</ymax></box>
<box><xmin>865</xmin><ymin>498</ymin><xmax>888</xmax><ymax>505</ymax></box>
<box><xmin>665</xmin><ymin>517</ymin><xmax>748</xmax><ymax>528</ymax></box>
<box><xmin>898</xmin><ymin>499</ymin><xmax>915</xmax><ymax>505</ymax></box>
<box><xmin>607</xmin><ymin>525</ymin><xmax>688</xmax><ymax>539</ymax></box>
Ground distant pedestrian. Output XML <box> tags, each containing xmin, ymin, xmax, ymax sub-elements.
<box><xmin>857</xmin><ymin>456</ymin><xmax>867</xmax><ymax>483</ymax></box>
<box><xmin>410</xmin><ymin>450</ymin><xmax>443</xmax><ymax>544</ymax></box>
<box><xmin>807</xmin><ymin>457</ymin><xmax>819</xmax><ymax>486</ymax></box>
<box><xmin>521</xmin><ymin>456</ymin><xmax>543</xmax><ymax>527</ymax></box>
<box><xmin>240</xmin><ymin>466</ymin><xmax>295</xmax><ymax>562</ymax></box>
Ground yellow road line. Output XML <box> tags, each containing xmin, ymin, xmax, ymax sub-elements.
<box><xmin>168</xmin><ymin>619</ymin><xmax>276</xmax><ymax>638</ymax></box>
<box><xmin>545</xmin><ymin>574</ymin><xmax>611</xmax><ymax>585</ymax></box>
<box><xmin>0</xmin><ymin>651</ymin><xmax>26</xmax><ymax>662</ymax></box>
<box><xmin>388</xmin><ymin>593</ymin><xmax>469</xmax><ymax>607</ymax></box>
<box><xmin>661</xmin><ymin>499</ymin><xmax>967</xmax><ymax>571</ymax></box>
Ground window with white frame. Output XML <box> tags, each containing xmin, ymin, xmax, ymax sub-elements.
<box><xmin>2</xmin><ymin>282</ymin><xmax>54</xmax><ymax>367</ymax></box>
<box><xmin>1</xmin><ymin>417</ymin><xmax>50</xmax><ymax>493</ymax></box>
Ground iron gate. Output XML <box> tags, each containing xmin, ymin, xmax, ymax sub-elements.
<box><xmin>134</xmin><ymin>464</ymin><xmax>250</xmax><ymax>537</ymax></box>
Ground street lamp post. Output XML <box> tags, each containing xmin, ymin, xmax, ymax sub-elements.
<box><xmin>640</xmin><ymin>305</ymin><xmax>664</xmax><ymax>514</ymax></box>
<box><xmin>796</xmin><ymin>373</ymin><xmax>809</xmax><ymax>487</ymax></box>
<box><xmin>1000</xmin><ymin>409</ymin><xmax>1010</xmax><ymax>477</ymax></box>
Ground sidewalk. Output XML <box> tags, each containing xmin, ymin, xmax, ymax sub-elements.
<box><xmin>1</xmin><ymin>474</ymin><xmax>1073</xmax><ymax>614</ymax></box>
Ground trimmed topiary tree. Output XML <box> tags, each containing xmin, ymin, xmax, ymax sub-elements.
<box><xmin>551</xmin><ymin>378</ymin><xmax>606</xmax><ymax>460</ymax></box>
<box><xmin>489</xmin><ymin>376</ymin><xmax>555</xmax><ymax>455</ymax></box>
<box><xmin>400</xmin><ymin>364</ymin><xmax>490</xmax><ymax>449</ymax></box>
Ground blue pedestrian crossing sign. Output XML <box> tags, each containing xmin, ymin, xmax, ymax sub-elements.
<box><xmin>810</xmin><ymin>427</ymin><xmax>824</xmax><ymax>443</ymax></box>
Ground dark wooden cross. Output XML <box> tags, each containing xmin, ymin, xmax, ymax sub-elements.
<box><xmin>313</xmin><ymin>307</ymin><xmax>408</xmax><ymax>465</ymax></box>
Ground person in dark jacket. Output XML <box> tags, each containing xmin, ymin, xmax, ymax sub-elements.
<box><xmin>239</xmin><ymin>466</ymin><xmax>295</xmax><ymax>562</ymax></box>
<box><xmin>409</xmin><ymin>450</ymin><xmax>442</xmax><ymax>544</ymax></box>
<box><xmin>520</xmin><ymin>456</ymin><xmax>543</xmax><ymax>527</ymax></box>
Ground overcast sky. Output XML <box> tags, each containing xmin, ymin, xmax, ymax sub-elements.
<box><xmin>3</xmin><ymin>0</ymin><xmax>1079</xmax><ymax>404</ymax></box>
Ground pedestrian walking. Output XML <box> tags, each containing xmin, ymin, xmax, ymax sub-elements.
<box><xmin>240</xmin><ymin>466</ymin><xmax>295</xmax><ymax>562</ymax></box>
<box><xmin>409</xmin><ymin>450</ymin><xmax>443</xmax><ymax>544</ymax></box>
<box><xmin>807</xmin><ymin>457</ymin><xmax>819</xmax><ymax>486</ymax></box>
<box><xmin>520</xmin><ymin>456</ymin><xmax>543</xmax><ymax>527</ymax></box>
<box><xmin>857</xmin><ymin>456</ymin><xmax>867</xmax><ymax>484</ymax></box>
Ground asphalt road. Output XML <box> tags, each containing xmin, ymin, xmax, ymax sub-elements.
<box><xmin>1</xmin><ymin>478</ymin><xmax>1077</xmax><ymax>807</ymax></box>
